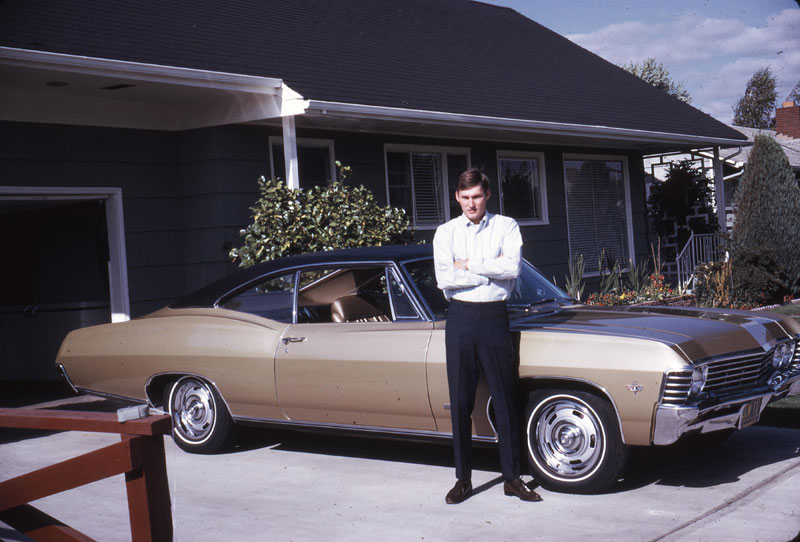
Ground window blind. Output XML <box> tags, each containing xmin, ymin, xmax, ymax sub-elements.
<box><xmin>564</xmin><ymin>159</ymin><xmax>629</xmax><ymax>273</ymax></box>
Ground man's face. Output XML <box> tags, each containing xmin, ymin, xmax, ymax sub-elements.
<box><xmin>455</xmin><ymin>184</ymin><xmax>490</xmax><ymax>224</ymax></box>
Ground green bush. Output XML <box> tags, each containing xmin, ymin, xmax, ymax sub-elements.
<box><xmin>731</xmin><ymin>134</ymin><xmax>800</xmax><ymax>298</ymax></box>
<box><xmin>695</xmin><ymin>260</ymin><xmax>732</xmax><ymax>308</ymax></box>
<box><xmin>695</xmin><ymin>251</ymin><xmax>788</xmax><ymax>309</ymax></box>
<box><xmin>230</xmin><ymin>176</ymin><xmax>415</xmax><ymax>267</ymax></box>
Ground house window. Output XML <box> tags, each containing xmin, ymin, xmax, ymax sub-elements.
<box><xmin>269</xmin><ymin>137</ymin><xmax>336</xmax><ymax>189</ymax></box>
<box><xmin>563</xmin><ymin>155</ymin><xmax>633</xmax><ymax>275</ymax></box>
<box><xmin>385</xmin><ymin>145</ymin><xmax>470</xmax><ymax>227</ymax></box>
<box><xmin>497</xmin><ymin>151</ymin><xmax>548</xmax><ymax>223</ymax></box>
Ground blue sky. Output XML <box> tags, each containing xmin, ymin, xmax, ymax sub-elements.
<box><xmin>482</xmin><ymin>0</ymin><xmax>799</xmax><ymax>124</ymax></box>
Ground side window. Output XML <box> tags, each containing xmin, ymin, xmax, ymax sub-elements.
<box><xmin>296</xmin><ymin>266</ymin><xmax>394</xmax><ymax>323</ymax></box>
<box><xmin>387</xmin><ymin>270</ymin><xmax>419</xmax><ymax>319</ymax></box>
<box><xmin>221</xmin><ymin>272</ymin><xmax>296</xmax><ymax>323</ymax></box>
<box><xmin>402</xmin><ymin>259</ymin><xmax>448</xmax><ymax>320</ymax></box>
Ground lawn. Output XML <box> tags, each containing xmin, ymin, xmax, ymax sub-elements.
<box><xmin>766</xmin><ymin>302</ymin><xmax>800</xmax><ymax>322</ymax></box>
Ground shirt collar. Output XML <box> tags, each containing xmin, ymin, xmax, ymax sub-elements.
<box><xmin>460</xmin><ymin>211</ymin><xmax>492</xmax><ymax>229</ymax></box>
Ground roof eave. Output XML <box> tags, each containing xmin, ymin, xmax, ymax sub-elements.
<box><xmin>306</xmin><ymin>100</ymin><xmax>748</xmax><ymax>149</ymax></box>
<box><xmin>0</xmin><ymin>47</ymin><xmax>308</xmax><ymax>130</ymax></box>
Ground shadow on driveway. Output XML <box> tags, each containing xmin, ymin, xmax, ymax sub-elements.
<box><xmin>3</xmin><ymin>383</ymin><xmax>799</xmax><ymax>495</ymax></box>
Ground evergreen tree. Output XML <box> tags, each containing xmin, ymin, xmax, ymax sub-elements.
<box><xmin>623</xmin><ymin>58</ymin><xmax>692</xmax><ymax>104</ymax></box>
<box><xmin>732</xmin><ymin>134</ymin><xmax>800</xmax><ymax>298</ymax></box>
<box><xmin>732</xmin><ymin>67</ymin><xmax>778</xmax><ymax>129</ymax></box>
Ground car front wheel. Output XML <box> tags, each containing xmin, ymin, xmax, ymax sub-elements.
<box><xmin>164</xmin><ymin>376</ymin><xmax>233</xmax><ymax>453</ymax></box>
<box><xmin>524</xmin><ymin>389</ymin><xmax>628</xmax><ymax>493</ymax></box>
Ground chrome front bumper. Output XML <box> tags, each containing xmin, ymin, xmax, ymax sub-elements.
<box><xmin>653</xmin><ymin>374</ymin><xmax>800</xmax><ymax>446</ymax></box>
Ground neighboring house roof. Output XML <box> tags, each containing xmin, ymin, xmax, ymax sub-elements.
<box><xmin>725</xmin><ymin>126</ymin><xmax>800</xmax><ymax>171</ymax></box>
<box><xmin>0</xmin><ymin>0</ymin><xmax>746</xmax><ymax>146</ymax></box>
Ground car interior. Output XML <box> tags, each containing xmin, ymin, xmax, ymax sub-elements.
<box><xmin>297</xmin><ymin>267</ymin><xmax>392</xmax><ymax>323</ymax></box>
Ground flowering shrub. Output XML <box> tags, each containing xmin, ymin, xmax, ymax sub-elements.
<box><xmin>586</xmin><ymin>272</ymin><xmax>674</xmax><ymax>306</ymax></box>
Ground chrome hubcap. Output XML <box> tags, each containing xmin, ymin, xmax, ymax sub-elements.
<box><xmin>533</xmin><ymin>397</ymin><xmax>604</xmax><ymax>479</ymax></box>
<box><xmin>171</xmin><ymin>379</ymin><xmax>215</xmax><ymax>442</ymax></box>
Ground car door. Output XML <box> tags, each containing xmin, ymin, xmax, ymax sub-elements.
<box><xmin>399</xmin><ymin>257</ymin><xmax>496</xmax><ymax>439</ymax></box>
<box><xmin>275</xmin><ymin>264</ymin><xmax>437</xmax><ymax>431</ymax></box>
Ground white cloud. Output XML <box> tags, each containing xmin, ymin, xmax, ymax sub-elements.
<box><xmin>567</xmin><ymin>8</ymin><xmax>800</xmax><ymax>123</ymax></box>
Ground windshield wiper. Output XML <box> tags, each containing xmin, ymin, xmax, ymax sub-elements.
<box><xmin>508</xmin><ymin>297</ymin><xmax>574</xmax><ymax>311</ymax></box>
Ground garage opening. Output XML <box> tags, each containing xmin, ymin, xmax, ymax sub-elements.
<box><xmin>0</xmin><ymin>188</ymin><xmax>129</xmax><ymax>381</ymax></box>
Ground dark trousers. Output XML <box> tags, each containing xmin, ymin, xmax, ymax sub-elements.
<box><xmin>445</xmin><ymin>299</ymin><xmax>520</xmax><ymax>481</ymax></box>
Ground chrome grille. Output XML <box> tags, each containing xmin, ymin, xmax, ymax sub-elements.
<box><xmin>661</xmin><ymin>370</ymin><xmax>692</xmax><ymax>405</ymax></box>
<box><xmin>703</xmin><ymin>351</ymin><xmax>772</xmax><ymax>393</ymax></box>
<box><xmin>791</xmin><ymin>339</ymin><xmax>800</xmax><ymax>375</ymax></box>
<box><xmin>662</xmin><ymin>340</ymin><xmax>797</xmax><ymax>405</ymax></box>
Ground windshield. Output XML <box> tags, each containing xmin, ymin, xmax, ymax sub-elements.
<box><xmin>401</xmin><ymin>257</ymin><xmax>570</xmax><ymax>320</ymax></box>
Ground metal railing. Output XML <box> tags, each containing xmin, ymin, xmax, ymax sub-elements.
<box><xmin>0</xmin><ymin>407</ymin><xmax>173</xmax><ymax>542</ymax></box>
<box><xmin>675</xmin><ymin>233</ymin><xmax>724</xmax><ymax>292</ymax></box>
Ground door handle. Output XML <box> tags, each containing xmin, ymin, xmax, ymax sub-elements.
<box><xmin>282</xmin><ymin>336</ymin><xmax>306</xmax><ymax>345</ymax></box>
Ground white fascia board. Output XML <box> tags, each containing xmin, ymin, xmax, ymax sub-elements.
<box><xmin>307</xmin><ymin>100</ymin><xmax>749</xmax><ymax>148</ymax></box>
<box><xmin>0</xmin><ymin>46</ymin><xmax>283</xmax><ymax>95</ymax></box>
<box><xmin>280</xmin><ymin>83</ymin><xmax>310</xmax><ymax>117</ymax></box>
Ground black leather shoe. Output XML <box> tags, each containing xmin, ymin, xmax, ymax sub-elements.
<box><xmin>445</xmin><ymin>480</ymin><xmax>472</xmax><ymax>504</ymax></box>
<box><xmin>503</xmin><ymin>478</ymin><xmax>543</xmax><ymax>502</ymax></box>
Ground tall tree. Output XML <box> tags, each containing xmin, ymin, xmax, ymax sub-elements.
<box><xmin>622</xmin><ymin>58</ymin><xmax>692</xmax><ymax>103</ymax></box>
<box><xmin>732</xmin><ymin>134</ymin><xmax>800</xmax><ymax>298</ymax></box>
<box><xmin>731</xmin><ymin>67</ymin><xmax>778</xmax><ymax>129</ymax></box>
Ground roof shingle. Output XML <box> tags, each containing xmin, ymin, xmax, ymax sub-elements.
<box><xmin>0</xmin><ymin>0</ymin><xmax>746</xmax><ymax>141</ymax></box>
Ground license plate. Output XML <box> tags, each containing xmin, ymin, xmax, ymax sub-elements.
<box><xmin>740</xmin><ymin>399</ymin><xmax>761</xmax><ymax>428</ymax></box>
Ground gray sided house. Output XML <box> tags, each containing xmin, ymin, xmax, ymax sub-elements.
<box><xmin>0</xmin><ymin>0</ymin><xmax>746</xmax><ymax>380</ymax></box>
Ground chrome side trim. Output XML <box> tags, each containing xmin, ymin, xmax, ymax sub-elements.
<box><xmin>55</xmin><ymin>363</ymin><xmax>79</xmax><ymax>394</ymax></box>
<box><xmin>231</xmin><ymin>415</ymin><xmax>499</xmax><ymax>444</ymax></box>
<box><xmin>72</xmin><ymin>386</ymin><xmax>143</xmax><ymax>405</ymax></box>
<box><xmin>518</xmin><ymin>375</ymin><xmax>627</xmax><ymax>444</ymax></box>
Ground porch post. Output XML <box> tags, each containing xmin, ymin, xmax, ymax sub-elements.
<box><xmin>712</xmin><ymin>146</ymin><xmax>726</xmax><ymax>232</ymax></box>
<box><xmin>282</xmin><ymin>115</ymin><xmax>300</xmax><ymax>190</ymax></box>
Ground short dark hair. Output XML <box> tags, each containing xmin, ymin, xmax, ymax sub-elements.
<box><xmin>456</xmin><ymin>168</ymin><xmax>490</xmax><ymax>194</ymax></box>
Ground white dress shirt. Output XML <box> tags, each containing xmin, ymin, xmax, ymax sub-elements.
<box><xmin>433</xmin><ymin>212</ymin><xmax>522</xmax><ymax>302</ymax></box>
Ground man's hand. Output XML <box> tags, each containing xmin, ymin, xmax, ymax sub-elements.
<box><xmin>454</xmin><ymin>259</ymin><xmax>469</xmax><ymax>271</ymax></box>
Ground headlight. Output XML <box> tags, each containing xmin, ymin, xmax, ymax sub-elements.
<box><xmin>689</xmin><ymin>365</ymin><xmax>708</xmax><ymax>396</ymax></box>
<box><xmin>772</xmin><ymin>343</ymin><xmax>793</xmax><ymax>370</ymax></box>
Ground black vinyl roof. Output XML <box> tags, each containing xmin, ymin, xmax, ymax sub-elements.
<box><xmin>171</xmin><ymin>244</ymin><xmax>433</xmax><ymax>308</ymax></box>
<box><xmin>0</xmin><ymin>0</ymin><xmax>746</xmax><ymax>142</ymax></box>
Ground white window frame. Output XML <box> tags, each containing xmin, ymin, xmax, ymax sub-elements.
<box><xmin>383</xmin><ymin>144</ymin><xmax>471</xmax><ymax>229</ymax></box>
<box><xmin>268</xmin><ymin>136</ymin><xmax>337</xmax><ymax>185</ymax></box>
<box><xmin>496</xmin><ymin>150</ymin><xmax>549</xmax><ymax>225</ymax></box>
<box><xmin>562</xmin><ymin>154</ymin><xmax>635</xmax><ymax>277</ymax></box>
<box><xmin>0</xmin><ymin>186</ymin><xmax>130</xmax><ymax>322</ymax></box>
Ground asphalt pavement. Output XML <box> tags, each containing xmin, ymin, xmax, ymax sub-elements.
<box><xmin>1</xmin><ymin>391</ymin><xmax>799</xmax><ymax>542</ymax></box>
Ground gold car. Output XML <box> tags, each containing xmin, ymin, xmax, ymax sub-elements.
<box><xmin>56</xmin><ymin>245</ymin><xmax>800</xmax><ymax>493</ymax></box>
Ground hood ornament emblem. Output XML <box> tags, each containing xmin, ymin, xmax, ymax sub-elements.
<box><xmin>626</xmin><ymin>381</ymin><xmax>644</xmax><ymax>395</ymax></box>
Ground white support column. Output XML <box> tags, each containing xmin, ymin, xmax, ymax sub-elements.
<box><xmin>105</xmin><ymin>189</ymin><xmax>131</xmax><ymax>322</ymax></box>
<box><xmin>282</xmin><ymin>115</ymin><xmax>299</xmax><ymax>190</ymax></box>
<box><xmin>712</xmin><ymin>146</ymin><xmax>726</xmax><ymax>232</ymax></box>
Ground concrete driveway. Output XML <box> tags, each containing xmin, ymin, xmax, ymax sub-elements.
<box><xmin>1</xmin><ymin>393</ymin><xmax>799</xmax><ymax>542</ymax></box>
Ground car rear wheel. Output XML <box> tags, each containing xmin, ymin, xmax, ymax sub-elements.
<box><xmin>164</xmin><ymin>376</ymin><xmax>233</xmax><ymax>453</ymax></box>
<box><xmin>524</xmin><ymin>389</ymin><xmax>628</xmax><ymax>493</ymax></box>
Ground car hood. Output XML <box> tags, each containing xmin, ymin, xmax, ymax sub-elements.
<box><xmin>510</xmin><ymin>304</ymin><xmax>796</xmax><ymax>362</ymax></box>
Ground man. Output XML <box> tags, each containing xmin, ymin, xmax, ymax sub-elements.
<box><xmin>433</xmin><ymin>168</ymin><xmax>542</xmax><ymax>504</ymax></box>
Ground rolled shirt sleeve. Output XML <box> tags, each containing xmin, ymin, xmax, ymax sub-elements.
<box><xmin>467</xmin><ymin>219</ymin><xmax>522</xmax><ymax>280</ymax></box>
